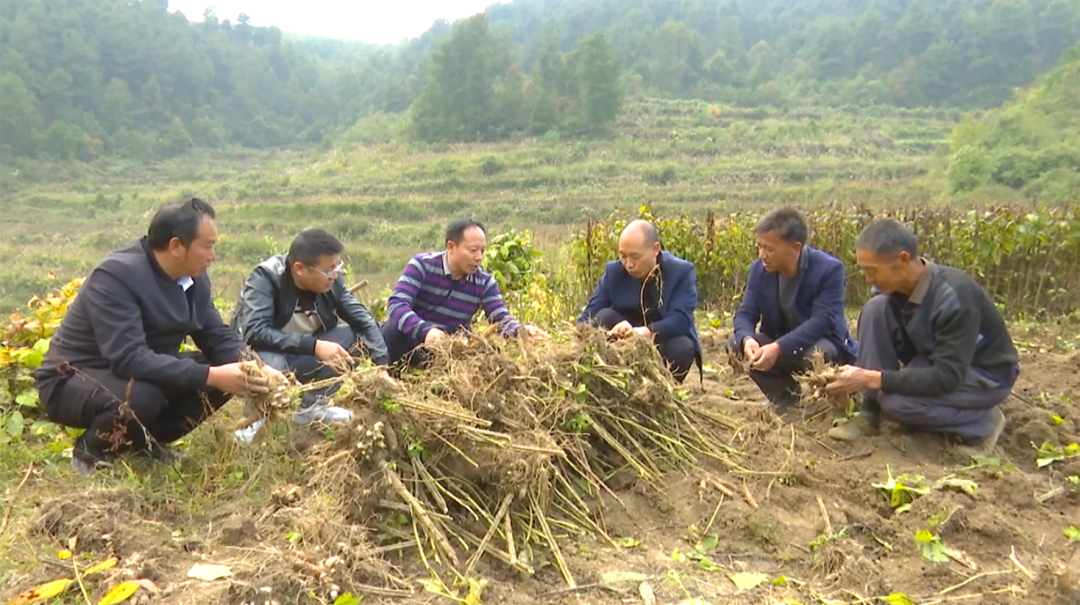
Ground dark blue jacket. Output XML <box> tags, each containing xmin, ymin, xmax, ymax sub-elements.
<box><xmin>733</xmin><ymin>246</ymin><xmax>857</xmax><ymax>362</ymax></box>
<box><xmin>578</xmin><ymin>251</ymin><xmax>700</xmax><ymax>353</ymax></box>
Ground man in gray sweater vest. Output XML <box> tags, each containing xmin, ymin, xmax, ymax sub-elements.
<box><xmin>825</xmin><ymin>219</ymin><xmax>1019</xmax><ymax>458</ymax></box>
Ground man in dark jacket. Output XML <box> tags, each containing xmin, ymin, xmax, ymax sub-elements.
<box><xmin>232</xmin><ymin>228</ymin><xmax>389</xmax><ymax>442</ymax></box>
<box><xmin>578</xmin><ymin>220</ymin><xmax>700</xmax><ymax>383</ymax></box>
<box><xmin>35</xmin><ymin>197</ymin><xmax>282</xmax><ymax>475</ymax></box>
<box><xmin>826</xmin><ymin>219</ymin><xmax>1018</xmax><ymax>458</ymax></box>
<box><xmin>730</xmin><ymin>208</ymin><xmax>857</xmax><ymax>409</ymax></box>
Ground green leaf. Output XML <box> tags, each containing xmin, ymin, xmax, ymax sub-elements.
<box><xmin>1051</xmin><ymin>413</ymin><xmax>1066</xmax><ymax>425</ymax></box>
<box><xmin>333</xmin><ymin>593</ymin><xmax>362</xmax><ymax>605</ymax></box>
<box><xmin>614</xmin><ymin>537</ymin><xmax>641</xmax><ymax>548</ymax></box>
<box><xmin>881</xmin><ymin>593</ymin><xmax>916</xmax><ymax>605</ymax></box>
<box><xmin>697</xmin><ymin>556</ymin><xmax>722</xmax><ymax>572</ymax></box>
<box><xmin>1065</xmin><ymin>526</ymin><xmax>1080</xmax><ymax>542</ymax></box>
<box><xmin>6</xmin><ymin>411</ymin><xmax>25</xmax><ymax>437</ymax></box>
<box><xmin>33</xmin><ymin>338</ymin><xmax>50</xmax><ymax>355</ymax></box>
<box><xmin>915</xmin><ymin>531</ymin><xmax>949</xmax><ymax>563</ymax></box>
<box><xmin>15</xmin><ymin>389</ymin><xmax>40</xmax><ymax>408</ymax></box>
<box><xmin>19</xmin><ymin>350</ymin><xmax>44</xmax><ymax>368</ymax></box>
<box><xmin>729</xmin><ymin>572</ymin><xmax>768</xmax><ymax>591</ymax></box>
<box><xmin>694</xmin><ymin>533</ymin><xmax>719</xmax><ymax>553</ymax></box>
<box><xmin>286</xmin><ymin>532</ymin><xmax>302</xmax><ymax>544</ymax></box>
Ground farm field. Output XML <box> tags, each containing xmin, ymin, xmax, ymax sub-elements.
<box><xmin>0</xmin><ymin>100</ymin><xmax>959</xmax><ymax>312</ymax></box>
<box><xmin>3</xmin><ymin>98</ymin><xmax>1080</xmax><ymax>605</ymax></box>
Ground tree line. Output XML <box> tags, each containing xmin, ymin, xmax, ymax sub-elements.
<box><xmin>1</xmin><ymin>0</ymin><xmax>1077</xmax><ymax>161</ymax></box>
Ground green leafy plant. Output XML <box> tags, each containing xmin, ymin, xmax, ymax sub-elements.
<box><xmin>914</xmin><ymin>530</ymin><xmax>948</xmax><ymax>563</ymax></box>
<box><xmin>1065</xmin><ymin>526</ymin><xmax>1080</xmax><ymax>542</ymax></box>
<box><xmin>872</xmin><ymin>467</ymin><xmax>930</xmax><ymax>513</ymax></box>
<box><xmin>1036</xmin><ymin>441</ymin><xmax>1080</xmax><ymax>468</ymax></box>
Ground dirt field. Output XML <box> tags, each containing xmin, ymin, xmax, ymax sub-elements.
<box><xmin>4</xmin><ymin>336</ymin><xmax>1080</xmax><ymax>605</ymax></box>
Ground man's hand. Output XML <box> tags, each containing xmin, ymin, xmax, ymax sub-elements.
<box><xmin>424</xmin><ymin>327</ymin><xmax>448</xmax><ymax>345</ymax></box>
<box><xmin>632</xmin><ymin>326</ymin><xmax>652</xmax><ymax>338</ymax></box>
<box><xmin>208</xmin><ymin>362</ymin><xmax>268</xmax><ymax>396</ymax></box>
<box><xmin>750</xmin><ymin>342</ymin><xmax>781</xmax><ymax>371</ymax></box>
<box><xmin>263</xmin><ymin>366</ymin><xmax>286</xmax><ymax>386</ymax></box>
<box><xmin>376</xmin><ymin>367</ymin><xmax>401</xmax><ymax>389</ymax></box>
<box><xmin>826</xmin><ymin>365</ymin><xmax>881</xmax><ymax>395</ymax></box>
<box><xmin>523</xmin><ymin>324</ymin><xmax>549</xmax><ymax>341</ymax></box>
<box><xmin>315</xmin><ymin>339</ymin><xmax>354</xmax><ymax>370</ymax></box>
<box><xmin>606</xmin><ymin>320</ymin><xmax>634</xmax><ymax>339</ymax></box>
<box><xmin>743</xmin><ymin>337</ymin><xmax>761</xmax><ymax>360</ymax></box>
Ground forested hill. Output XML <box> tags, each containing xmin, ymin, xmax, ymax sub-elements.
<box><xmin>482</xmin><ymin>0</ymin><xmax>1079</xmax><ymax>108</ymax></box>
<box><xmin>1</xmin><ymin>0</ymin><xmax>1077</xmax><ymax>163</ymax></box>
<box><xmin>945</xmin><ymin>42</ymin><xmax>1080</xmax><ymax>198</ymax></box>
<box><xmin>0</xmin><ymin>0</ymin><xmax>388</xmax><ymax>161</ymax></box>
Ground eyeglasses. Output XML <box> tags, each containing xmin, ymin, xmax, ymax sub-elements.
<box><xmin>308</xmin><ymin>261</ymin><xmax>346</xmax><ymax>278</ymax></box>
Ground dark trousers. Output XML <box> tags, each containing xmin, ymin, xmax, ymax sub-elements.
<box><xmin>41</xmin><ymin>352</ymin><xmax>230</xmax><ymax>464</ymax></box>
<box><xmin>255</xmin><ymin>324</ymin><xmax>356</xmax><ymax>409</ymax></box>
<box><xmin>381</xmin><ymin>321</ymin><xmax>434</xmax><ymax>370</ymax></box>
<box><xmin>855</xmin><ymin>295</ymin><xmax>1018</xmax><ymax>441</ymax></box>
<box><xmin>590</xmin><ymin>308</ymin><xmax>696</xmax><ymax>383</ymax></box>
<box><xmin>728</xmin><ymin>333</ymin><xmax>840</xmax><ymax>407</ymax></box>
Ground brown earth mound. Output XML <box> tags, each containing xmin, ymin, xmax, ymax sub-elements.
<box><xmin>5</xmin><ymin>337</ymin><xmax>1080</xmax><ymax>605</ymax></box>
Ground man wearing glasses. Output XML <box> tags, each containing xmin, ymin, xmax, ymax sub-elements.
<box><xmin>231</xmin><ymin>228</ymin><xmax>389</xmax><ymax>442</ymax></box>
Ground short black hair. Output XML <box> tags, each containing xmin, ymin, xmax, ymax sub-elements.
<box><xmin>147</xmin><ymin>197</ymin><xmax>216</xmax><ymax>250</ymax></box>
<box><xmin>856</xmin><ymin>219</ymin><xmax>920</xmax><ymax>258</ymax></box>
<box><xmin>754</xmin><ymin>207</ymin><xmax>808</xmax><ymax>245</ymax></box>
<box><xmin>446</xmin><ymin>218</ymin><xmax>485</xmax><ymax>245</ymax></box>
<box><xmin>287</xmin><ymin>228</ymin><xmax>344</xmax><ymax>267</ymax></box>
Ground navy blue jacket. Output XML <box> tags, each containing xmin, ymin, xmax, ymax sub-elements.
<box><xmin>733</xmin><ymin>246</ymin><xmax>857</xmax><ymax>362</ymax></box>
<box><xmin>578</xmin><ymin>251</ymin><xmax>700</xmax><ymax>353</ymax></box>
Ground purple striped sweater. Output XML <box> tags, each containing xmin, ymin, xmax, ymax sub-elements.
<box><xmin>387</xmin><ymin>251</ymin><xmax>522</xmax><ymax>339</ymax></box>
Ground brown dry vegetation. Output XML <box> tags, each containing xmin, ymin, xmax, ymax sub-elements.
<box><xmin>4</xmin><ymin>327</ymin><xmax>1080</xmax><ymax>605</ymax></box>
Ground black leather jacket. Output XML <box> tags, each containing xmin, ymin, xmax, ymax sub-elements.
<box><xmin>231</xmin><ymin>255</ymin><xmax>389</xmax><ymax>365</ymax></box>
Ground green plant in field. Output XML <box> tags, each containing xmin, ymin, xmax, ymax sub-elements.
<box><xmin>871</xmin><ymin>467</ymin><xmax>930</xmax><ymax>514</ymax></box>
<box><xmin>481</xmin><ymin>229</ymin><xmax>542</xmax><ymax>293</ymax></box>
<box><xmin>1035</xmin><ymin>441</ymin><xmax>1080</xmax><ymax>467</ymax></box>
<box><xmin>1</xmin><ymin>277</ymin><xmax>84</xmax><ymax>438</ymax></box>
<box><xmin>914</xmin><ymin>529</ymin><xmax>948</xmax><ymax>563</ymax></box>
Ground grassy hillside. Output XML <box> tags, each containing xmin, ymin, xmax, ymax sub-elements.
<box><xmin>0</xmin><ymin>99</ymin><xmax>959</xmax><ymax>311</ymax></box>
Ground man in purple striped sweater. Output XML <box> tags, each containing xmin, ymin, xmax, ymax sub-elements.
<box><xmin>381</xmin><ymin>219</ymin><xmax>548</xmax><ymax>367</ymax></box>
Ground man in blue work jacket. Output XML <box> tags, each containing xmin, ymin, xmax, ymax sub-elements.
<box><xmin>730</xmin><ymin>208</ymin><xmax>857</xmax><ymax>409</ymax></box>
<box><xmin>578</xmin><ymin>220</ymin><xmax>701</xmax><ymax>383</ymax></box>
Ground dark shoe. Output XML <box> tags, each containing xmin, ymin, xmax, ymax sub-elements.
<box><xmin>71</xmin><ymin>457</ymin><xmax>96</xmax><ymax>476</ymax></box>
<box><xmin>150</xmin><ymin>443</ymin><xmax>182</xmax><ymax>463</ymax></box>
<box><xmin>141</xmin><ymin>442</ymin><xmax>182</xmax><ymax>463</ymax></box>
<box><xmin>828</xmin><ymin>414</ymin><xmax>880</xmax><ymax>442</ymax></box>
<box><xmin>953</xmin><ymin>408</ymin><xmax>1006</xmax><ymax>459</ymax></box>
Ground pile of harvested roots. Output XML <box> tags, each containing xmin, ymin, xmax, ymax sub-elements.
<box><xmin>276</xmin><ymin>326</ymin><xmax>751</xmax><ymax>593</ymax></box>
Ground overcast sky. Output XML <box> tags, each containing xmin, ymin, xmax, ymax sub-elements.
<box><xmin>168</xmin><ymin>0</ymin><xmax>505</xmax><ymax>45</ymax></box>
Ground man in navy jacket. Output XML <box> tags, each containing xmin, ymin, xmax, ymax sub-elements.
<box><xmin>730</xmin><ymin>208</ymin><xmax>857</xmax><ymax>409</ymax></box>
<box><xmin>578</xmin><ymin>220</ymin><xmax>700</xmax><ymax>383</ymax></box>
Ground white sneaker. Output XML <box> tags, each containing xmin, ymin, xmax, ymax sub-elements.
<box><xmin>294</xmin><ymin>405</ymin><xmax>354</xmax><ymax>426</ymax></box>
<box><xmin>233</xmin><ymin>418</ymin><xmax>266</xmax><ymax>445</ymax></box>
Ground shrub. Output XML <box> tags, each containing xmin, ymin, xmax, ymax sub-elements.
<box><xmin>946</xmin><ymin>145</ymin><xmax>993</xmax><ymax>193</ymax></box>
<box><xmin>480</xmin><ymin>155</ymin><xmax>506</xmax><ymax>176</ymax></box>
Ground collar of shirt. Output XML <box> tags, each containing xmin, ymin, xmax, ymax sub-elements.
<box><xmin>906</xmin><ymin>258</ymin><xmax>934</xmax><ymax>306</ymax></box>
<box><xmin>177</xmin><ymin>276</ymin><xmax>194</xmax><ymax>292</ymax></box>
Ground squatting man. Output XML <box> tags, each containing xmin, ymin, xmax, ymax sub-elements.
<box><xmin>824</xmin><ymin>219</ymin><xmax>1018</xmax><ymax>457</ymax></box>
